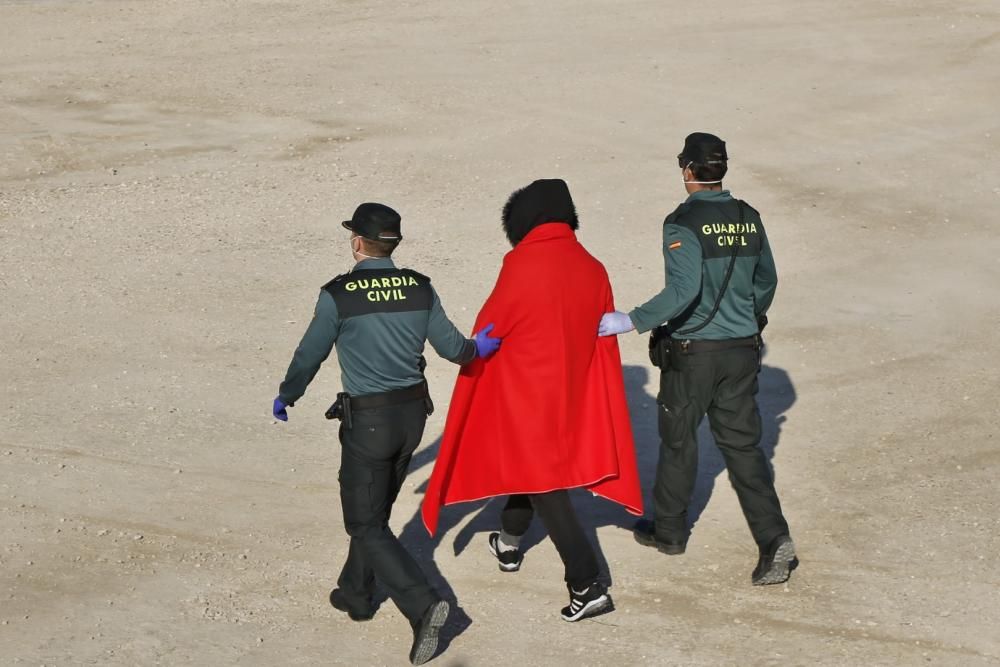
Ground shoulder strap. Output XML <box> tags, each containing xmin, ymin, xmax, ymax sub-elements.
<box><xmin>673</xmin><ymin>200</ymin><xmax>745</xmax><ymax>336</ymax></box>
<box><xmin>321</xmin><ymin>272</ymin><xmax>350</xmax><ymax>292</ymax></box>
<box><xmin>399</xmin><ymin>267</ymin><xmax>432</xmax><ymax>284</ymax></box>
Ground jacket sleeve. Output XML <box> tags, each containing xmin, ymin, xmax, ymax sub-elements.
<box><xmin>753</xmin><ymin>226</ymin><xmax>778</xmax><ymax>317</ymax></box>
<box><xmin>628</xmin><ymin>224</ymin><xmax>703</xmax><ymax>333</ymax></box>
<box><xmin>278</xmin><ymin>290</ymin><xmax>340</xmax><ymax>404</ymax></box>
<box><xmin>426</xmin><ymin>287</ymin><xmax>477</xmax><ymax>364</ymax></box>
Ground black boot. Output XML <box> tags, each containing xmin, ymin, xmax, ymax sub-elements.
<box><xmin>409</xmin><ymin>599</ymin><xmax>449</xmax><ymax>665</ymax></box>
<box><xmin>632</xmin><ymin>518</ymin><xmax>687</xmax><ymax>555</ymax></box>
<box><xmin>329</xmin><ymin>588</ymin><xmax>375</xmax><ymax>621</ymax></box>
<box><xmin>751</xmin><ymin>535</ymin><xmax>797</xmax><ymax>585</ymax></box>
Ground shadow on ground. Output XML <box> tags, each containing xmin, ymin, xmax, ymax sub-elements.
<box><xmin>389</xmin><ymin>360</ymin><xmax>795</xmax><ymax>652</ymax></box>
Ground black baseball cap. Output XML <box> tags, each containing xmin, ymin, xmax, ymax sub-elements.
<box><xmin>677</xmin><ymin>132</ymin><xmax>728</xmax><ymax>168</ymax></box>
<box><xmin>341</xmin><ymin>202</ymin><xmax>402</xmax><ymax>241</ymax></box>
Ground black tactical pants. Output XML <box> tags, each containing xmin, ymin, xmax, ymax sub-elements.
<box><xmin>654</xmin><ymin>345</ymin><xmax>789</xmax><ymax>548</ymax></box>
<box><xmin>500</xmin><ymin>491</ymin><xmax>600</xmax><ymax>590</ymax></box>
<box><xmin>336</xmin><ymin>398</ymin><xmax>437</xmax><ymax>623</ymax></box>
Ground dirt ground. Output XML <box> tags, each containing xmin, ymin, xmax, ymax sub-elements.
<box><xmin>2</xmin><ymin>1</ymin><xmax>999</xmax><ymax>665</ymax></box>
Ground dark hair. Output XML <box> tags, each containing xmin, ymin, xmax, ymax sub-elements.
<box><xmin>359</xmin><ymin>236</ymin><xmax>399</xmax><ymax>257</ymax></box>
<box><xmin>501</xmin><ymin>179</ymin><xmax>579</xmax><ymax>246</ymax></box>
<box><xmin>688</xmin><ymin>160</ymin><xmax>727</xmax><ymax>183</ymax></box>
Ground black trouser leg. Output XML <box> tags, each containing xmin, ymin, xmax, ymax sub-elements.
<box><xmin>500</xmin><ymin>494</ymin><xmax>534</xmax><ymax>537</ymax></box>
<box><xmin>337</xmin><ymin>443</ymin><xmax>413</xmax><ymax>609</ymax></box>
<box><xmin>336</xmin><ymin>400</ymin><xmax>437</xmax><ymax>623</ymax></box>
<box><xmin>529</xmin><ymin>490</ymin><xmax>599</xmax><ymax>590</ymax></box>
<box><xmin>653</xmin><ymin>359</ymin><xmax>711</xmax><ymax>542</ymax></box>
<box><xmin>707</xmin><ymin>348</ymin><xmax>789</xmax><ymax>548</ymax></box>
<box><xmin>337</xmin><ymin>537</ymin><xmax>375</xmax><ymax>611</ymax></box>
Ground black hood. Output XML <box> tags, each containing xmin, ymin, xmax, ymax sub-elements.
<box><xmin>501</xmin><ymin>178</ymin><xmax>579</xmax><ymax>246</ymax></box>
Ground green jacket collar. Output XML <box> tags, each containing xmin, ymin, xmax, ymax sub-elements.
<box><xmin>352</xmin><ymin>257</ymin><xmax>396</xmax><ymax>271</ymax></box>
<box><xmin>686</xmin><ymin>189</ymin><xmax>733</xmax><ymax>204</ymax></box>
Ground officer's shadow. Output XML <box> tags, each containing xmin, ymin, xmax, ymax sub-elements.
<box><xmin>391</xmin><ymin>360</ymin><xmax>793</xmax><ymax>645</ymax></box>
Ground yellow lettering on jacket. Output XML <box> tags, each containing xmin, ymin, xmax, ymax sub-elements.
<box><xmin>700</xmin><ymin>219</ymin><xmax>758</xmax><ymax>249</ymax></box>
<box><xmin>344</xmin><ymin>276</ymin><xmax>420</xmax><ymax>292</ymax></box>
<box><xmin>366</xmin><ymin>289</ymin><xmax>408</xmax><ymax>302</ymax></box>
<box><xmin>348</xmin><ymin>275</ymin><xmax>418</xmax><ymax>295</ymax></box>
<box><xmin>702</xmin><ymin>222</ymin><xmax>759</xmax><ymax>236</ymax></box>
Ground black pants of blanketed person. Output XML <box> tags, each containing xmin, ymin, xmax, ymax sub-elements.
<box><xmin>336</xmin><ymin>398</ymin><xmax>438</xmax><ymax>624</ymax></box>
<box><xmin>500</xmin><ymin>491</ymin><xmax>600</xmax><ymax>590</ymax></box>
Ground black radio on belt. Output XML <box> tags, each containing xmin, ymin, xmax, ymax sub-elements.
<box><xmin>325</xmin><ymin>392</ymin><xmax>353</xmax><ymax>430</ymax></box>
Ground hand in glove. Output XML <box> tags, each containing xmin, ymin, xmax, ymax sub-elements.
<box><xmin>598</xmin><ymin>311</ymin><xmax>635</xmax><ymax>336</ymax></box>
<box><xmin>473</xmin><ymin>323</ymin><xmax>502</xmax><ymax>358</ymax></box>
<box><xmin>273</xmin><ymin>397</ymin><xmax>289</xmax><ymax>422</ymax></box>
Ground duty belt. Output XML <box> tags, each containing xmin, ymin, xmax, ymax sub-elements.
<box><xmin>326</xmin><ymin>381</ymin><xmax>431</xmax><ymax>430</ymax></box>
<box><xmin>349</xmin><ymin>382</ymin><xmax>429</xmax><ymax>410</ymax></box>
<box><xmin>676</xmin><ymin>335</ymin><xmax>761</xmax><ymax>354</ymax></box>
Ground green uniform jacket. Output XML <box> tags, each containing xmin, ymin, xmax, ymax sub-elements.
<box><xmin>278</xmin><ymin>257</ymin><xmax>475</xmax><ymax>403</ymax></box>
<box><xmin>628</xmin><ymin>190</ymin><xmax>777</xmax><ymax>339</ymax></box>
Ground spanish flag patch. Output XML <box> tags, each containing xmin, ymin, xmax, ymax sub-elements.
<box><xmin>668</xmin><ymin>241</ymin><xmax>682</xmax><ymax>250</ymax></box>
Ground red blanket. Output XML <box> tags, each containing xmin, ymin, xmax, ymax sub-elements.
<box><xmin>421</xmin><ymin>222</ymin><xmax>643</xmax><ymax>535</ymax></box>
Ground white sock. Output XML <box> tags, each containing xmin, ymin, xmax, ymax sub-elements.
<box><xmin>498</xmin><ymin>530</ymin><xmax>521</xmax><ymax>553</ymax></box>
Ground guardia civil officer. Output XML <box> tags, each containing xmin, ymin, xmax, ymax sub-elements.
<box><xmin>598</xmin><ymin>133</ymin><xmax>796</xmax><ymax>585</ymax></box>
<box><xmin>271</xmin><ymin>203</ymin><xmax>502</xmax><ymax>665</ymax></box>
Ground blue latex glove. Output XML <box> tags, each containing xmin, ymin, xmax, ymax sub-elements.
<box><xmin>598</xmin><ymin>311</ymin><xmax>635</xmax><ymax>336</ymax></box>
<box><xmin>272</xmin><ymin>396</ymin><xmax>289</xmax><ymax>422</ymax></box>
<box><xmin>473</xmin><ymin>323</ymin><xmax>502</xmax><ymax>358</ymax></box>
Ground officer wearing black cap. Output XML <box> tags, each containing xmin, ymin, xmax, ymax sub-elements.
<box><xmin>271</xmin><ymin>202</ymin><xmax>501</xmax><ymax>665</ymax></box>
<box><xmin>599</xmin><ymin>133</ymin><xmax>796</xmax><ymax>586</ymax></box>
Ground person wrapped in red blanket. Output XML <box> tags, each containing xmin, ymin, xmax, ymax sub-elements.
<box><xmin>421</xmin><ymin>179</ymin><xmax>642</xmax><ymax>622</ymax></box>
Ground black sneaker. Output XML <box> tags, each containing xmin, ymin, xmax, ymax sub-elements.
<box><xmin>751</xmin><ymin>535</ymin><xmax>797</xmax><ymax>585</ymax></box>
<box><xmin>487</xmin><ymin>532</ymin><xmax>524</xmax><ymax>572</ymax></box>
<box><xmin>560</xmin><ymin>582</ymin><xmax>613</xmax><ymax>622</ymax></box>
<box><xmin>409</xmin><ymin>599</ymin><xmax>449</xmax><ymax>666</ymax></box>
<box><xmin>329</xmin><ymin>588</ymin><xmax>374</xmax><ymax>621</ymax></box>
<box><xmin>632</xmin><ymin>518</ymin><xmax>687</xmax><ymax>555</ymax></box>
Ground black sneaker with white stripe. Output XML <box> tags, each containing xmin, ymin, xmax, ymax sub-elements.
<box><xmin>487</xmin><ymin>532</ymin><xmax>523</xmax><ymax>572</ymax></box>
<box><xmin>560</xmin><ymin>581</ymin><xmax>612</xmax><ymax>622</ymax></box>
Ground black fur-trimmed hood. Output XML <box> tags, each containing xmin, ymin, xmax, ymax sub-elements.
<box><xmin>501</xmin><ymin>179</ymin><xmax>579</xmax><ymax>246</ymax></box>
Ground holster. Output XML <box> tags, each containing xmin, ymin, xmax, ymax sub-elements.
<box><xmin>648</xmin><ymin>325</ymin><xmax>673</xmax><ymax>371</ymax></box>
<box><xmin>324</xmin><ymin>392</ymin><xmax>353</xmax><ymax>430</ymax></box>
<box><xmin>326</xmin><ymin>381</ymin><xmax>433</xmax><ymax>429</ymax></box>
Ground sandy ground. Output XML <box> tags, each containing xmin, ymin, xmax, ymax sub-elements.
<box><xmin>2</xmin><ymin>1</ymin><xmax>1000</xmax><ymax>665</ymax></box>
